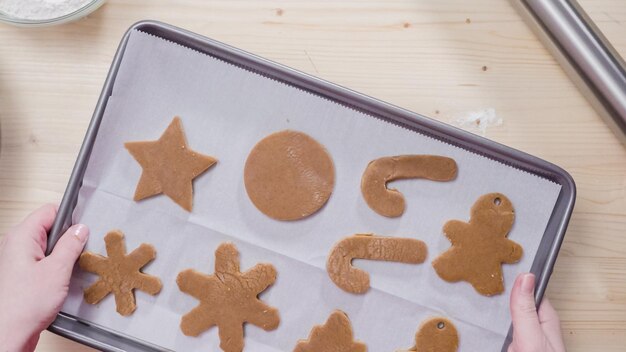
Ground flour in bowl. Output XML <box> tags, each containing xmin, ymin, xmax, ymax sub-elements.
<box><xmin>0</xmin><ymin>0</ymin><xmax>92</xmax><ymax>20</ymax></box>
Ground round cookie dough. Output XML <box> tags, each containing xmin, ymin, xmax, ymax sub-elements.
<box><xmin>412</xmin><ymin>317</ymin><xmax>459</xmax><ymax>352</ymax></box>
<box><xmin>244</xmin><ymin>130</ymin><xmax>335</xmax><ymax>221</ymax></box>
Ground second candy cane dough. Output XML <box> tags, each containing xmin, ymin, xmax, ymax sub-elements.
<box><xmin>327</xmin><ymin>234</ymin><xmax>427</xmax><ymax>294</ymax></box>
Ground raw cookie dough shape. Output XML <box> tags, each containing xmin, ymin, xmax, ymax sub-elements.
<box><xmin>177</xmin><ymin>242</ymin><xmax>280</xmax><ymax>352</ymax></box>
<box><xmin>244</xmin><ymin>130</ymin><xmax>335</xmax><ymax>221</ymax></box>
<box><xmin>326</xmin><ymin>234</ymin><xmax>427</xmax><ymax>294</ymax></box>
<box><xmin>78</xmin><ymin>230</ymin><xmax>162</xmax><ymax>316</ymax></box>
<box><xmin>397</xmin><ymin>317</ymin><xmax>459</xmax><ymax>352</ymax></box>
<box><xmin>125</xmin><ymin>116</ymin><xmax>217</xmax><ymax>212</ymax></box>
<box><xmin>361</xmin><ymin>155</ymin><xmax>458</xmax><ymax>218</ymax></box>
<box><xmin>432</xmin><ymin>193</ymin><xmax>523</xmax><ymax>296</ymax></box>
<box><xmin>293</xmin><ymin>310</ymin><xmax>366</xmax><ymax>352</ymax></box>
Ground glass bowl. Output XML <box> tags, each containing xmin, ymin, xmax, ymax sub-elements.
<box><xmin>0</xmin><ymin>0</ymin><xmax>106</xmax><ymax>27</ymax></box>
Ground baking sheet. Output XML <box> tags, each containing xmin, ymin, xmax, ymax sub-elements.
<box><xmin>62</xmin><ymin>30</ymin><xmax>562</xmax><ymax>351</ymax></box>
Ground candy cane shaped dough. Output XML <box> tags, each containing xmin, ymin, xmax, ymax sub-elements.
<box><xmin>326</xmin><ymin>234</ymin><xmax>427</xmax><ymax>294</ymax></box>
<box><xmin>361</xmin><ymin>155</ymin><xmax>458</xmax><ymax>218</ymax></box>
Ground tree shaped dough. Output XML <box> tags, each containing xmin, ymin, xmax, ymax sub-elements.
<box><xmin>294</xmin><ymin>310</ymin><xmax>366</xmax><ymax>352</ymax></box>
<box><xmin>432</xmin><ymin>193</ymin><xmax>523</xmax><ymax>296</ymax></box>
<box><xmin>125</xmin><ymin>116</ymin><xmax>217</xmax><ymax>211</ymax></box>
<box><xmin>177</xmin><ymin>243</ymin><xmax>280</xmax><ymax>352</ymax></box>
<box><xmin>397</xmin><ymin>317</ymin><xmax>459</xmax><ymax>352</ymax></box>
<box><xmin>78</xmin><ymin>230</ymin><xmax>162</xmax><ymax>316</ymax></box>
<box><xmin>327</xmin><ymin>234</ymin><xmax>427</xmax><ymax>294</ymax></box>
<box><xmin>361</xmin><ymin>155</ymin><xmax>458</xmax><ymax>218</ymax></box>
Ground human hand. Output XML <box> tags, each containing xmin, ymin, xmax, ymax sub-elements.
<box><xmin>0</xmin><ymin>204</ymin><xmax>89</xmax><ymax>352</ymax></box>
<box><xmin>509</xmin><ymin>273</ymin><xmax>566</xmax><ymax>352</ymax></box>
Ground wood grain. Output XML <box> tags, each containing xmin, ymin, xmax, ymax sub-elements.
<box><xmin>0</xmin><ymin>0</ymin><xmax>623</xmax><ymax>351</ymax></box>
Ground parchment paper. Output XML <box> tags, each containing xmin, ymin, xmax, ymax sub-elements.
<box><xmin>62</xmin><ymin>30</ymin><xmax>562</xmax><ymax>351</ymax></box>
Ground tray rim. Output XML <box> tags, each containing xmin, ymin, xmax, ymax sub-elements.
<box><xmin>47</xmin><ymin>20</ymin><xmax>576</xmax><ymax>352</ymax></box>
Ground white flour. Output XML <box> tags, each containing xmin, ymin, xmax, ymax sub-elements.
<box><xmin>451</xmin><ymin>108</ymin><xmax>502</xmax><ymax>136</ymax></box>
<box><xmin>0</xmin><ymin>0</ymin><xmax>92</xmax><ymax>20</ymax></box>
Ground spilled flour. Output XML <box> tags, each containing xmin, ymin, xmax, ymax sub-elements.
<box><xmin>0</xmin><ymin>0</ymin><xmax>92</xmax><ymax>20</ymax></box>
<box><xmin>451</xmin><ymin>108</ymin><xmax>502</xmax><ymax>136</ymax></box>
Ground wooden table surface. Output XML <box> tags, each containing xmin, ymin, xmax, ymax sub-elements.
<box><xmin>0</xmin><ymin>0</ymin><xmax>624</xmax><ymax>351</ymax></box>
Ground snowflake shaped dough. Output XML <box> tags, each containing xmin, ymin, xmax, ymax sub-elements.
<box><xmin>78</xmin><ymin>230</ymin><xmax>162</xmax><ymax>316</ymax></box>
<box><xmin>177</xmin><ymin>242</ymin><xmax>280</xmax><ymax>352</ymax></box>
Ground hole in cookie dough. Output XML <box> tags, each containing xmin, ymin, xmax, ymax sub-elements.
<box><xmin>437</xmin><ymin>321</ymin><xmax>445</xmax><ymax>329</ymax></box>
<box><xmin>494</xmin><ymin>197</ymin><xmax>501</xmax><ymax>206</ymax></box>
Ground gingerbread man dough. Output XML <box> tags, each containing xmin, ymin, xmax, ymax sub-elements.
<box><xmin>432</xmin><ymin>193</ymin><xmax>523</xmax><ymax>296</ymax></box>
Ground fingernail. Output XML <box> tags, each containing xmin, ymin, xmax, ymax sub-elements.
<box><xmin>521</xmin><ymin>273</ymin><xmax>535</xmax><ymax>295</ymax></box>
<box><xmin>72</xmin><ymin>224</ymin><xmax>89</xmax><ymax>243</ymax></box>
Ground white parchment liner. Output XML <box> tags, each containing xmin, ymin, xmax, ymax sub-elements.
<box><xmin>62</xmin><ymin>30</ymin><xmax>562</xmax><ymax>352</ymax></box>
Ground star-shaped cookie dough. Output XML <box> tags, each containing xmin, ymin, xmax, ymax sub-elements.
<box><xmin>78</xmin><ymin>230</ymin><xmax>162</xmax><ymax>316</ymax></box>
<box><xmin>125</xmin><ymin>116</ymin><xmax>217</xmax><ymax>211</ymax></box>
<box><xmin>294</xmin><ymin>310</ymin><xmax>366</xmax><ymax>352</ymax></box>
<box><xmin>432</xmin><ymin>193</ymin><xmax>523</xmax><ymax>296</ymax></box>
<box><xmin>177</xmin><ymin>243</ymin><xmax>280</xmax><ymax>352</ymax></box>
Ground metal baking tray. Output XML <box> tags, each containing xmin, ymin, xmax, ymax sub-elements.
<box><xmin>46</xmin><ymin>20</ymin><xmax>576</xmax><ymax>352</ymax></box>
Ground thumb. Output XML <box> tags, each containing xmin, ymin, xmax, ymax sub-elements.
<box><xmin>510</xmin><ymin>273</ymin><xmax>543</xmax><ymax>350</ymax></box>
<box><xmin>44</xmin><ymin>224</ymin><xmax>89</xmax><ymax>281</ymax></box>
